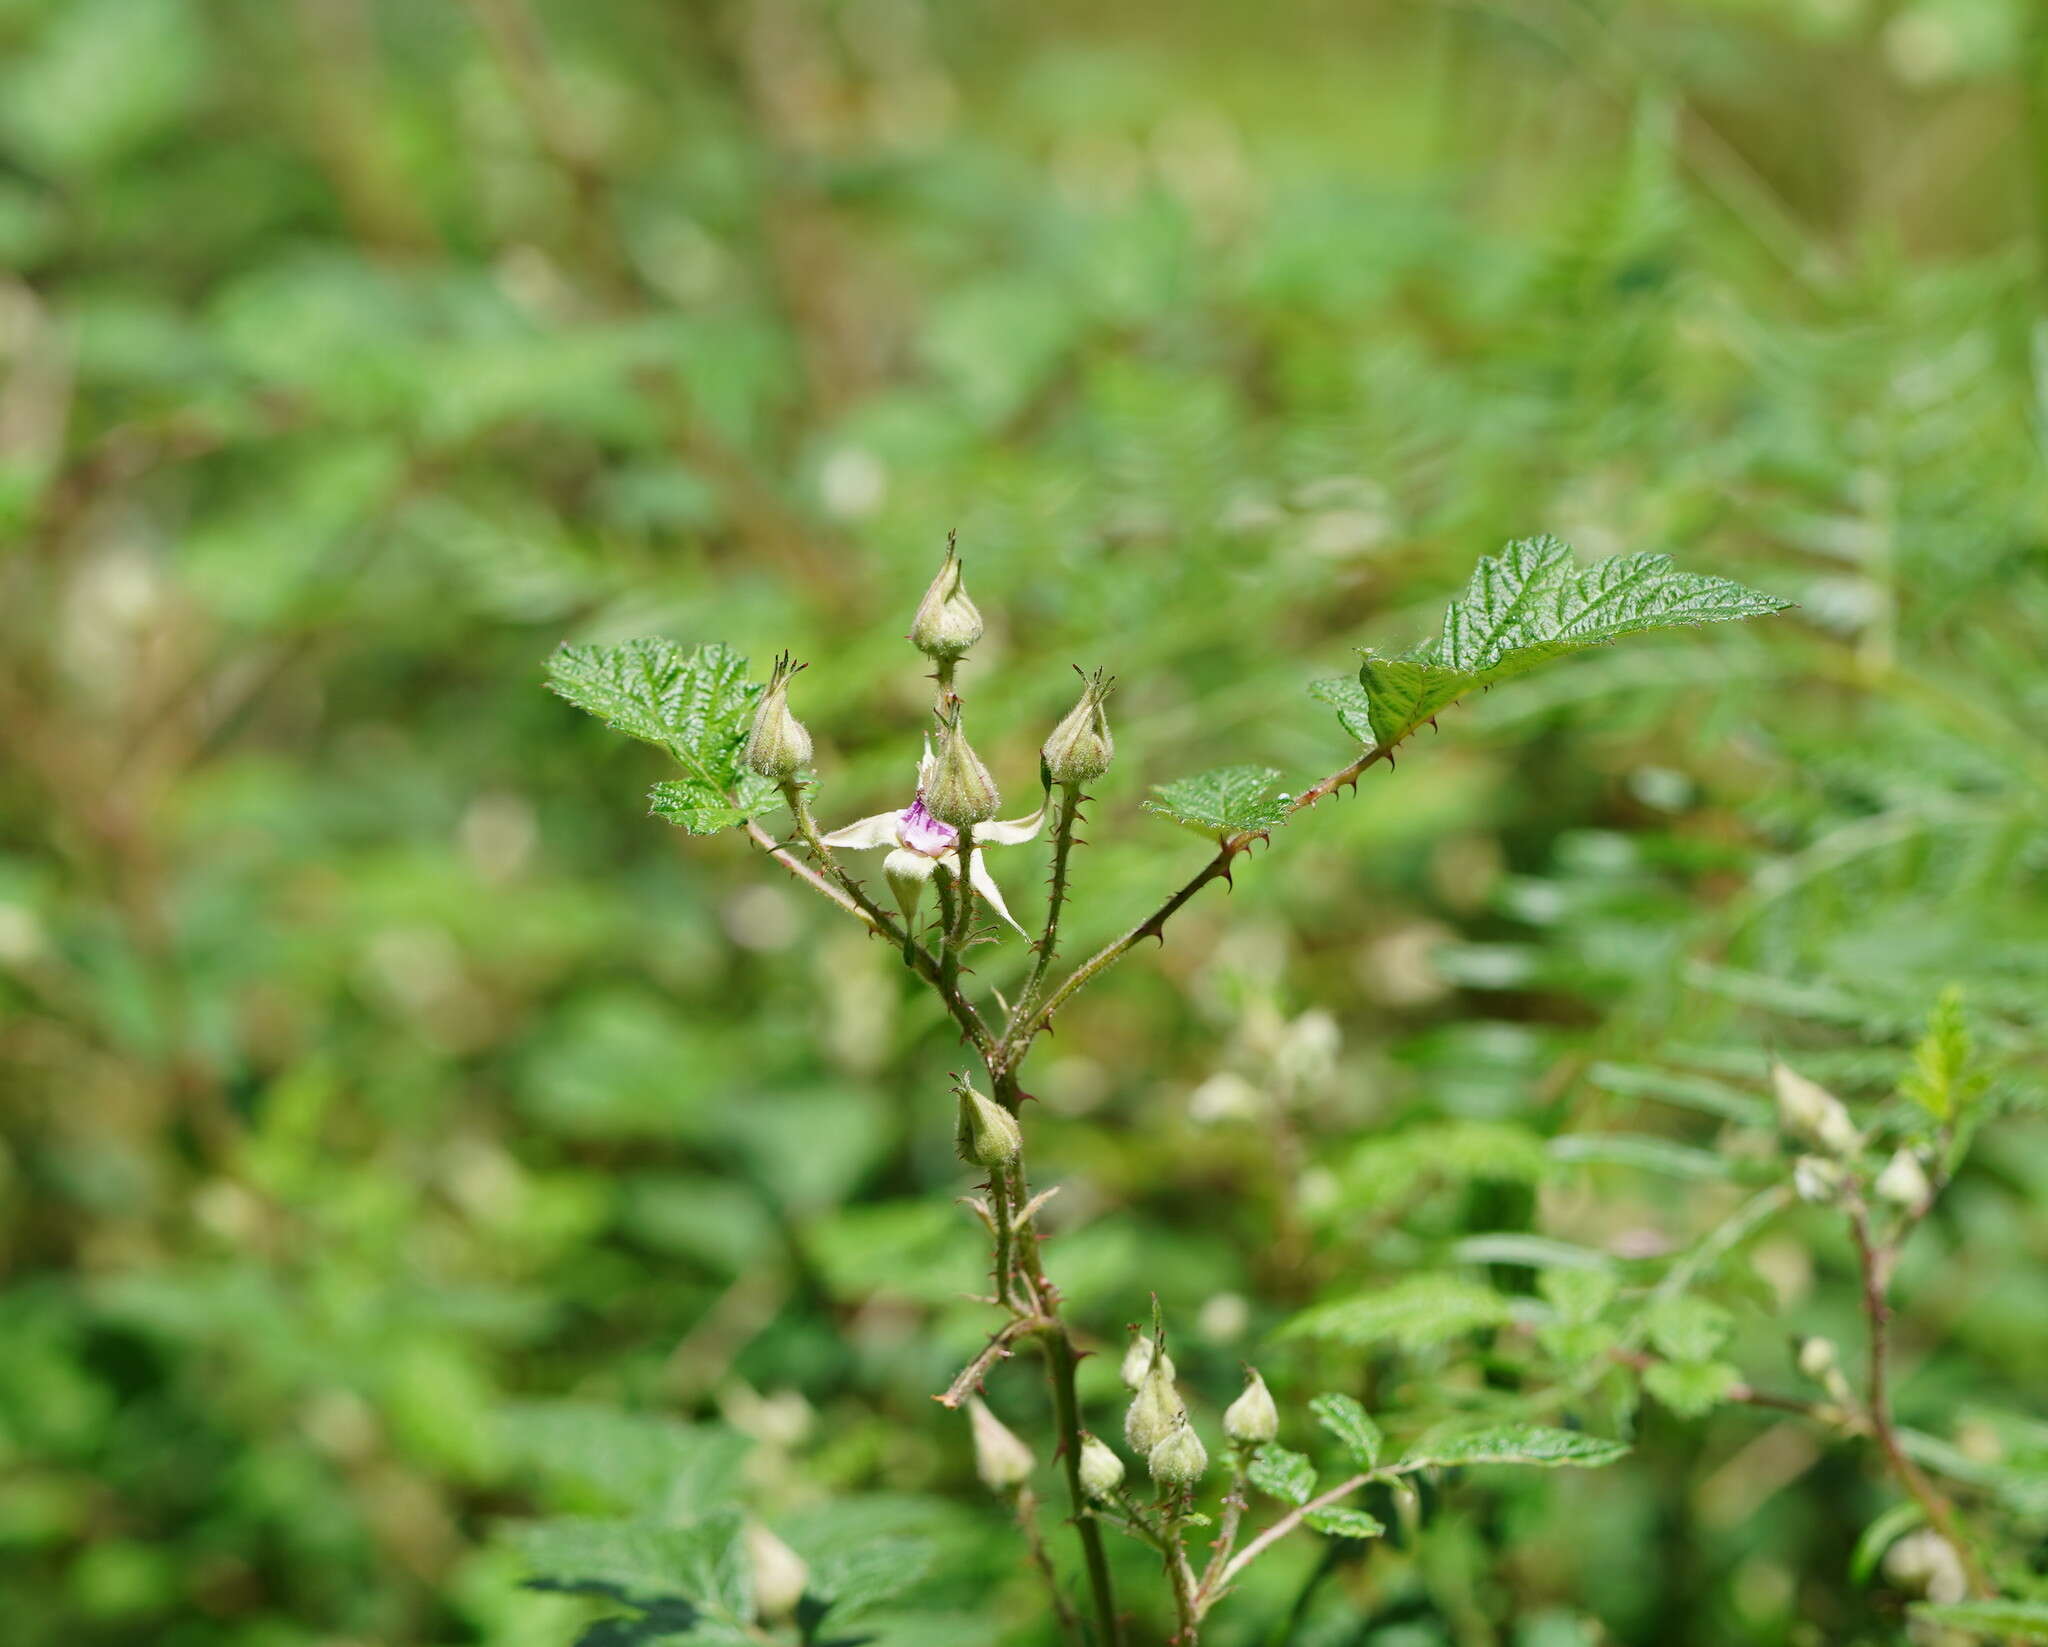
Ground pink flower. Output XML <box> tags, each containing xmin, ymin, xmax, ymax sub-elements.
<box><xmin>821</xmin><ymin>741</ymin><xmax>1045</xmax><ymax>934</ymax></box>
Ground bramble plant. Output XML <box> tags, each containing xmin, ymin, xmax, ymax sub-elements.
<box><xmin>536</xmin><ymin>529</ymin><xmax>2048</xmax><ymax>1646</ymax></box>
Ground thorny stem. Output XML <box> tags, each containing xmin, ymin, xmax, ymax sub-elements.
<box><xmin>989</xmin><ymin>1160</ymin><xmax>1015</xmax><ymax>1311</ymax></box>
<box><xmin>1846</xmin><ymin>1199</ymin><xmax>1996</xmax><ymax>1598</ymax></box>
<box><xmin>1024</xmin><ymin>741</ymin><xmax>1390</xmax><ymax>1045</ymax></box>
<box><xmin>1005</xmin><ymin>781</ymin><xmax>1086</xmax><ymax>1059</ymax></box>
<box><xmin>1013</xmin><ymin>1486</ymin><xmax>1086</xmax><ymax>1647</ymax></box>
<box><xmin>1042</xmin><ymin>1316</ymin><xmax>1124</xmax><ymax>1647</ymax></box>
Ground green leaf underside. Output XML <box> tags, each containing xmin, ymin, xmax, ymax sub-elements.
<box><xmin>1144</xmin><ymin>764</ymin><xmax>1291</xmax><ymax>838</ymax></box>
<box><xmin>1281</xmin><ymin>1274</ymin><xmax>1512</xmax><ymax>1350</ymax></box>
<box><xmin>546</xmin><ymin>639</ymin><xmax>775</xmax><ymax>834</ymax></box>
<box><xmin>1410</xmin><ymin>1424</ymin><xmax>1630</xmax><ymax>1470</ymax></box>
<box><xmin>1911</xmin><ymin>1600</ymin><xmax>2048</xmax><ymax>1639</ymax></box>
<box><xmin>512</xmin><ymin>1510</ymin><xmax>749</xmax><ymax>1619</ymax></box>
<box><xmin>1248</xmin><ymin>1444</ymin><xmax>1317</xmax><ymax>1505</ymax></box>
<box><xmin>1307</xmin><ymin>1507</ymin><xmax>1387</xmax><ymax>1540</ymax></box>
<box><xmin>1358</xmin><ymin>536</ymin><xmax>1787</xmax><ymax>750</ymax></box>
<box><xmin>1308</xmin><ymin>676</ymin><xmax>1378</xmax><ymax>747</ymax></box>
<box><xmin>1309</xmin><ymin>1392</ymin><xmax>1383</xmax><ymax>1469</ymax></box>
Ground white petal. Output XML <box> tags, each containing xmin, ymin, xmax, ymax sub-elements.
<box><xmin>819</xmin><ymin>810</ymin><xmax>899</xmax><ymax>850</ymax></box>
<box><xmin>968</xmin><ymin>849</ymin><xmax>1028</xmax><ymax>936</ymax></box>
<box><xmin>976</xmin><ymin>797</ymin><xmax>1048</xmax><ymax>847</ymax></box>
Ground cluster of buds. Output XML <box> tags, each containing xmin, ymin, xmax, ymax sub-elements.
<box><xmin>1122</xmin><ymin>1325</ymin><xmax>1208</xmax><ymax>1493</ymax></box>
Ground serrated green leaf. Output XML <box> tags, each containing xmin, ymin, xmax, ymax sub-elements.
<box><xmin>1142</xmin><ymin>764</ymin><xmax>1291</xmax><ymax>839</ymax></box>
<box><xmin>1248</xmin><ymin>1445</ymin><xmax>1317</xmax><ymax>1506</ymax></box>
<box><xmin>1306</xmin><ymin>1507</ymin><xmax>1387</xmax><ymax>1540</ymax></box>
<box><xmin>1308</xmin><ymin>1393</ymin><xmax>1382</xmax><ymax>1469</ymax></box>
<box><xmin>806</xmin><ymin>1535</ymin><xmax>935</xmax><ymax>1621</ymax></box>
<box><xmin>1357</xmin><ymin>537</ymin><xmax>1787</xmax><ymax>748</ymax></box>
<box><xmin>1643</xmin><ymin>1358</ymin><xmax>1742</xmax><ymax>1418</ymax></box>
<box><xmin>1901</xmin><ymin>985</ymin><xmax>1977</xmax><ymax>1121</ymax></box>
<box><xmin>498</xmin><ymin>1404</ymin><xmax>749</xmax><ymax>1517</ymax></box>
<box><xmin>1307</xmin><ymin>676</ymin><xmax>1377</xmax><ymax>747</ymax></box>
<box><xmin>511</xmin><ymin>1511</ymin><xmax>749</xmax><ymax>1619</ymax></box>
<box><xmin>1342</xmin><ymin>1121</ymin><xmax>1551</xmax><ymax>1208</ymax></box>
<box><xmin>1411</xmin><ymin>1424</ymin><xmax>1630</xmax><ymax>1470</ymax></box>
<box><xmin>1280</xmin><ymin>1275</ymin><xmax>1513</xmax><ymax>1351</ymax></box>
<box><xmin>1539</xmin><ymin>1268</ymin><xmax>1617</xmax><ymax>1325</ymax></box>
<box><xmin>547</xmin><ymin>640</ymin><xmax>776</xmax><ymax>834</ymax></box>
<box><xmin>1644</xmin><ymin>1296</ymin><xmax>1732</xmax><ymax>1364</ymax></box>
<box><xmin>1911</xmin><ymin>1600</ymin><xmax>2048</xmax><ymax>1639</ymax></box>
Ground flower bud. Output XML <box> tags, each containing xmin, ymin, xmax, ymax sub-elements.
<box><xmin>926</xmin><ymin>707</ymin><xmax>999</xmax><ymax>827</ymax></box>
<box><xmin>1222</xmin><ymin>1368</ymin><xmax>1279</xmax><ymax>1447</ymax></box>
<box><xmin>1041</xmin><ymin>668</ymin><xmax>1115</xmax><ymax>787</ymax></box>
<box><xmin>1078</xmin><ymin>1433</ymin><xmax>1126</xmax><ymax>1503</ymax></box>
<box><xmin>744</xmin><ymin>654</ymin><xmax>812</xmax><ymax>782</ymax></box>
<box><xmin>1794</xmin><ymin>1336</ymin><xmax>1837</xmax><ymax>1381</ymax></box>
<box><xmin>967</xmin><ymin>1397</ymin><xmax>1034</xmax><ymax>1492</ymax></box>
<box><xmin>744</xmin><ymin>1523</ymin><xmax>808</xmax><ymax>1622</ymax></box>
<box><xmin>908</xmin><ymin>534</ymin><xmax>984</xmax><ymax>662</ymax></box>
<box><xmin>954</xmin><ymin>1078</ymin><xmax>1022</xmax><ymax>1170</ymax></box>
<box><xmin>1147</xmin><ymin>1421</ymin><xmax>1208</xmax><ymax>1490</ymax></box>
<box><xmin>1884</xmin><ymin>1529</ymin><xmax>1968</xmax><ymax>1605</ymax></box>
<box><xmin>883</xmin><ymin>848</ymin><xmax>937</xmax><ymax>927</ymax></box>
<box><xmin>1772</xmin><ymin>1061</ymin><xmax>1859</xmax><ymax>1157</ymax></box>
<box><xmin>1124</xmin><ymin>1349</ymin><xmax>1184</xmax><ymax>1455</ymax></box>
<box><xmin>1119</xmin><ymin>1328</ymin><xmax>1175</xmax><ymax>1391</ymax></box>
<box><xmin>1792</xmin><ymin>1154</ymin><xmax>1847</xmax><ymax>1204</ymax></box>
<box><xmin>1875</xmin><ymin>1148</ymin><xmax>1932</xmax><ymax>1210</ymax></box>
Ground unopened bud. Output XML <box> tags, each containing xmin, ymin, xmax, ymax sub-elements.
<box><xmin>1875</xmin><ymin>1148</ymin><xmax>1932</xmax><ymax>1210</ymax></box>
<box><xmin>1124</xmin><ymin>1349</ymin><xmax>1184</xmax><ymax>1455</ymax></box>
<box><xmin>1147</xmin><ymin>1421</ymin><xmax>1208</xmax><ymax>1490</ymax></box>
<box><xmin>1792</xmin><ymin>1154</ymin><xmax>1847</xmax><ymax>1204</ymax></box>
<box><xmin>1795</xmin><ymin>1336</ymin><xmax>1837</xmax><ymax>1381</ymax></box>
<box><xmin>1772</xmin><ymin>1061</ymin><xmax>1860</xmax><ymax>1156</ymax></box>
<box><xmin>908</xmin><ymin>534</ymin><xmax>983</xmax><ymax>662</ymax></box>
<box><xmin>1041</xmin><ymin>668</ymin><xmax>1115</xmax><ymax>787</ymax></box>
<box><xmin>744</xmin><ymin>1523</ymin><xmax>808</xmax><ymax>1622</ymax></box>
<box><xmin>1119</xmin><ymin>1328</ymin><xmax>1175</xmax><ymax>1391</ymax></box>
<box><xmin>1223</xmin><ymin>1368</ymin><xmax>1279</xmax><ymax>1447</ymax></box>
<box><xmin>744</xmin><ymin>653</ymin><xmax>812</xmax><ymax>781</ymax></box>
<box><xmin>1078</xmin><ymin>1432</ymin><xmax>1126</xmax><ymax>1503</ymax></box>
<box><xmin>967</xmin><ymin>1397</ymin><xmax>1034</xmax><ymax>1492</ymax></box>
<box><xmin>1883</xmin><ymin>1529</ymin><xmax>1968</xmax><ymax>1605</ymax></box>
<box><xmin>884</xmin><ymin>848</ymin><xmax>937</xmax><ymax>927</ymax></box>
<box><xmin>926</xmin><ymin>707</ymin><xmax>999</xmax><ymax>827</ymax></box>
<box><xmin>954</xmin><ymin>1078</ymin><xmax>1021</xmax><ymax>1170</ymax></box>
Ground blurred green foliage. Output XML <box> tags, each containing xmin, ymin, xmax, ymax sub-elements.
<box><xmin>2</xmin><ymin>0</ymin><xmax>2046</xmax><ymax>1642</ymax></box>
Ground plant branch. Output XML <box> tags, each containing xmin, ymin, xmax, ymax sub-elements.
<box><xmin>1846</xmin><ymin>1199</ymin><xmax>1995</xmax><ymax>1598</ymax></box>
<box><xmin>1024</xmin><ymin>742</ymin><xmax>1391</xmax><ymax>1044</ymax></box>
<box><xmin>1005</xmin><ymin>781</ymin><xmax>1086</xmax><ymax>1058</ymax></box>
<box><xmin>1013</xmin><ymin>1486</ymin><xmax>1086</xmax><ymax>1647</ymax></box>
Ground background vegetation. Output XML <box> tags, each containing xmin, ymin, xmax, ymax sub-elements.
<box><xmin>3</xmin><ymin>0</ymin><xmax>2046</xmax><ymax>1642</ymax></box>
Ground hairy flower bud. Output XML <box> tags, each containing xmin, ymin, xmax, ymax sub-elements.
<box><xmin>1772</xmin><ymin>1061</ymin><xmax>1859</xmax><ymax>1157</ymax></box>
<box><xmin>1795</xmin><ymin>1336</ymin><xmax>1837</xmax><ymax>1381</ymax></box>
<box><xmin>967</xmin><ymin>1397</ymin><xmax>1035</xmax><ymax>1492</ymax></box>
<box><xmin>908</xmin><ymin>535</ymin><xmax>983</xmax><ymax>662</ymax></box>
<box><xmin>1078</xmin><ymin>1433</ymin><xmax>1126</xmax><ymax>1503</ymax></box>
<box><xmin>1147</xmin><ymin>1421</ymin><xmax>1208</xmax><ymax>1490</ymax></box>
<box><xmin>1119</xmin><ymin>1328</ymin><xmax>1175</xmax><ymax>1391</ymax></box>
<box><xmin>1041</xmin><ymin>668</ymin><xmax>1115</xmax><ymax>787</ymax></box>
<box><xmin>744</xmin><ymin>653</ymin><xmax>812</xmax><ymax>781</ymax></box>
<box><xmin>744</xmin><ymin>1523</ymin><xmax>808</xmax><ymax>1622</ymax></box>
<box><xmin>1875</xmin><ymin>1148</ymin><xmax>1932</xmax><ymax>1210</ymax></box>
<box><xmin>1223</xmin><ymin>1367</ymin><xmax>1279</xmax><ymax>1447</ymax></box>
<box><xmin>926</xmin><ymin>707</ymin><xmax>1000</xmax><ymax>827</ymax></box>
<box><xmin>1792</xmin><ymin>1154</ymin><xmax>1847</xmax><ymax>1204</ymax></box>
<box><xmin>1124</xmin><ymin>1349</ymin><xmax>1184</xmax><ymax>1456</ymax></box>
<box><xmin>954</xmin><ymin>1078</ymin><xmax>1021</xmax><ymax>1170</ymax></box>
